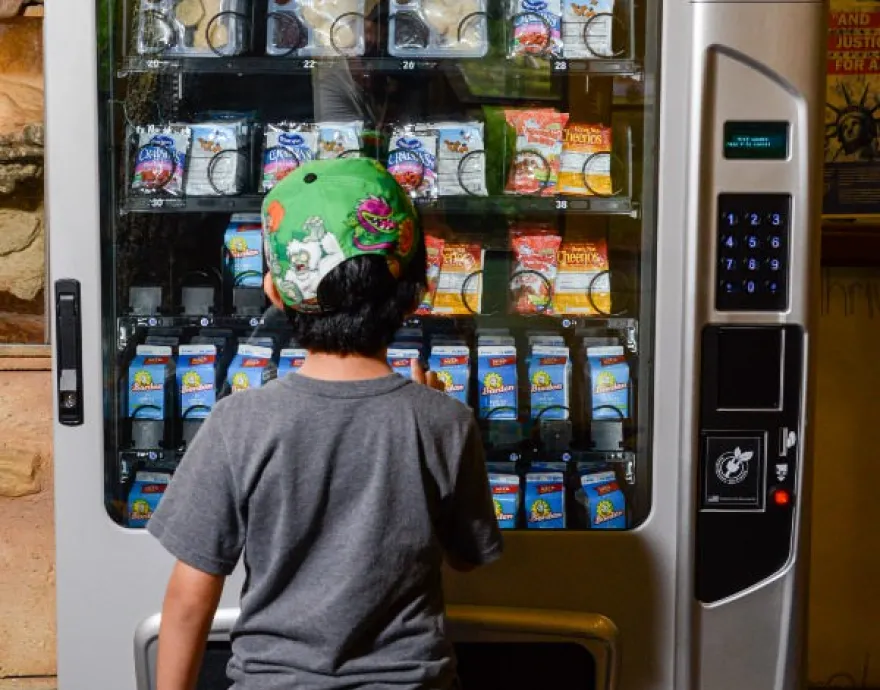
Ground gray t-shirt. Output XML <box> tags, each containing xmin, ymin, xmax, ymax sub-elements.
<box><xmin>148</xmin><ymin>373</ymin><xmax>502</xmax><ymax>690</ymax></box>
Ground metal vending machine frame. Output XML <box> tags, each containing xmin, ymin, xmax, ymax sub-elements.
<box><xmin>45</xmin><ymin>0</ymin><xmax>823</xmax><ymax>685</ymax></box>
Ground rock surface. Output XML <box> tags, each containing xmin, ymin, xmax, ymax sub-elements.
<box><xmin>0</xmin><ymin>449</ymin><xmax>41</xmax><ymax>497</ymax></box>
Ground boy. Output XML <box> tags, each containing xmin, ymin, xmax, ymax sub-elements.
<box><xmin>148</xmin><ymin>158</ymin><xmax>502</xmax><ymax>690</ymax></box>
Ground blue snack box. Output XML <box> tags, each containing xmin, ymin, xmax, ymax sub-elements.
<box><xmin>128</xmin><ymin>345</ymin><xmax>173</xmax><ymax>421</ymax></box>
<box><xmin>127</xmin><ymin>471</ymin><xmax>171</xmax><ymax>528</ymax></box>
<box><xmin>278</xmin><ymin>347</ymin><xmax>308</xmax><ymax>377</ymax></box>
<box><xmin>529</xmin><ymin>345</ymin><xmax>570</xmax><ymax>420</ymax></box>
<box><xmin>429</xmin><ymin>345</ymin><xmax>470</xmax><ymax>405</ymax></box>
<box><xmin>177</xmin><ymin>344</ymin><xmax>217</xmax><ymax>421</ymax></box>
<box><xmin>227</xmin><ymin>345</ymin><xmax>276</xmax><ymax>393</ymax></box>
<box><xmin>587</xmin><ymin>345</ymin><xmax>630</xmax><ymax>420</ymax></box>
<box><xmin>490</xmin><ymin>473</ymin><xmax>521</xmax><ymax>529</ymax></box>
<box><xmin>224</xmin><ymin>214</ymin><xmax>264</xmax><ymax>288</ymax></box>
<box><xmin>525</xmin><ymin>471</ymin><xmax>565</xmax><ymax>528</ymax></box>
<box><xmin>478</xmin><ymin>345</ymin><xmax>518</xmax><ymax>420</ymax></box>
<box><xmin>579</xmin><ymin>469</ymin><xmax>626</xmax><ymax>529</ymax></box>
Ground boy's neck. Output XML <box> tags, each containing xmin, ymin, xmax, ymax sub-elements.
<box><xmin>298</xmin><ymin>350</ymin><xmax>392</xmax><ymax>381</ymax></box>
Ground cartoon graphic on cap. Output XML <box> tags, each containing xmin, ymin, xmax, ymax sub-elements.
<box><xmin>352</xmin><ymin>196</ymin><xmax>398</xmax><ymax>250</ymax></box>
<box><xmin>281</xmin><ymin>216</ymin><xmax>345</xmax><ymax>307</ymax></box>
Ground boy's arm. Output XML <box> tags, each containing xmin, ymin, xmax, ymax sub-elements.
<box><xmin>157</xmin><ymin>562</ymin><xmax>225</xmax><ymax>690</ymax></box>
<box><xmin>439</xmin><ymin>417</ymin><xmax>503</xmax><ymax>570</ymax></box>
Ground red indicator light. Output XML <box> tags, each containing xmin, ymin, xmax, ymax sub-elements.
<box><xmin>773</xmin><ymin>489</ymin><xmax>791</xmax><ymax>507</ymax></box>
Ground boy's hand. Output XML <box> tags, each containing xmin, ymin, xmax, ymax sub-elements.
<box><xmin>410</xmin><ymin>359</ymin><xmax>445</xmax><ymax>392</ymax></box>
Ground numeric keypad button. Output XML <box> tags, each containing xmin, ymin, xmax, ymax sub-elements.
<box><xmin>766</xmin><ymin>212</ymin><xmax>784</xmax><ymax>227</ymax></box>
<box><xmin>719</xmin><ymin>279</ymin><xmax>739</xmax><ymax>295</ymax></box>
<box><xmin>767</xmin><ymin>234</ymin><xmax>783</xmax><ymax>251</ymax></box>
<box><xmin>766</xmin><ymin>257</ymin><xmax>782</xmax><ymax>272</ymax></box>
<box><xmin>745</xmin><ymin>234</ymin><xmax>761</xmax><ymax>250</ymax></box>
<box><xmin>743</xmin><ymin>279</ymin><xmax>759</xmax><ymax>295</ymax></box>
<box><xmin>720</xmin><ymin>211</ymin><xmax>740</xmax><ymax>229</ymax></box>
<box><xmin>744</xmin><ymin>256</ymin><xmax>761</xmax><ymax>272</ymax></box>
<box><xmin>720</xmin><ymin>234</ymin><xmax>738</xmax><ymax>250</ymax></box>
<box><xmin>745</xmin><ymin>212</ymin><xmax>762</xmax><ymax>228</ymax></box>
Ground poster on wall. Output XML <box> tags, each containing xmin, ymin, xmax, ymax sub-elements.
<box><xmin>824</xmin><ymin>0</ymin><xmax>880</xmax><ymax>218</ymax></box>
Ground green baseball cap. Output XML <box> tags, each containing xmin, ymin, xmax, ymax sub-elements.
<box><xmin>262</xmin><ymin>158</ymin><xmax>421</xmax><ymax>312</ymax></box>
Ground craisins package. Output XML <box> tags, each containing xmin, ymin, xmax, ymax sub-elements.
<box><xmin>131</xmin><ymin>125</ymin><xmax>191</xmax><ymax>197</ymax></box>
<box><xmin>389</xmin><ymin>0</ymin><xmax>488</xmax><ymax>58</ymax></box>
<box><xmin>261</xmin><ymin>123</ymin><xmax>319</xmax><ymax>193</ymax></box>
<box><xmin>266</xmin><ymin>0</ymin><xmax>365</xmax><ymax>56</ymax></box>
<box><xmin>136</xmin><ymin>0</ymin><xmax>250</xmax><ymax>56</ymax></box>
<box><xmin>509</xmin><ymin>223</ymin><xmax>561</xmax><ymax>314</ymax></box>
<box><xmin>504</xmin><ymin>109</ymin><xmax>569</xmax><ymax>197</ymax></box>
<box><xmin>387</xmin><ymin>125</ymin><xmax>439</xmax><ymax>200</ymax></box>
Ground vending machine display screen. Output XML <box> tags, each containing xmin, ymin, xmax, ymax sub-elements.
<box><xmin>723</xmin><ymin>121</ymin><xmax>789</xmax><ymax>160</ymax></box>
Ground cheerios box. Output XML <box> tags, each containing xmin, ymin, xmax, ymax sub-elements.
<box><xmin>224</xmin><ymin>214</ymin><xmax>264</xmax><ymax>288</ymax></box>
<box><xmin>127</xmin><ymin>345</ymin><xmax>174</xmax><ymax>420</ymax></box>
<box><xmin>177</xmin><ymin>344</ymin><xmax>217</xmax><ymax>420</ymax></box>
<box><xmin>525</xmin><ymin>471</ymin><xmax>565</xmax><ymax>529</ymax></box>
<box><xmin>579</xmin><ymin>469</ymin><xmax>626</xmax><ymax>530</ymax></box>
<box><xmin>127</xmin><ymin>471</ymin><xmax>171</xmax><ymax>528</ymax></box>
<box><xmin>429</xmin><ymin>345</ymin><xmax>470</xmax><ymax>405</ymax></box>
<box><xmin>490</xmin><ymin>473</ymin><xmax>521</xmax><ymax>529</ymax></box>
<box><xmin>226</xmin><ymin>344</ymin><xmax>276</xmax><ymax>393</ymax></box>
<box><xmin>477</xmin><ymin>344</ymin><xmax>518</xmax><ymax>420</ymax></box>
<box><xmin>278</xmin><ymin>346</ymin><xmax>308</xmax><ymax>377</ymax></box>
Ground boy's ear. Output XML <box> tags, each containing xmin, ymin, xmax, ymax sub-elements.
<box><xmin>264</xmin><ymin>273</ymin><xmax>285</xmax><ymax>310</ymax></box>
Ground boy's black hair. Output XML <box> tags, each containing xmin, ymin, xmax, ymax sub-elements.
<box><xmin>284</xmin><ymin>238</ymin><xmax>427</xmax><ymax>356</ymax></box>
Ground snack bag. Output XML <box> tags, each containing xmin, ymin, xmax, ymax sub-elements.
<box><xmin>388</xmin><ymin>345</ymin><xmax>422</xmax><ymax>379</ymax></box>
<box><xmin>128</xmin><ymin>345</ymin><xmax>174</xmax><ymax>421</ymax></box>
<box><xmin>185</xmin><ymin>121</ymin><xmax>247</xmax><ymax>196</ymax></box>
<box><xmin>388</xmin><ymin>127</ymin><xmax>439</xmax><ymax>199</ymax></box>
<box><xmin>433</xmin><ymin>243</ymin><xmax>484</xmax><ymax>315</ymax></box>
<box><xmin>552</xmin><ymin>234</ymin><xmax>611</xmax><ymax>314</ymax></box>
<box><xmin>505</xmin><ymin>110</ymin><xmax>569</xmax><ymax>196</ymax></box>
<box><xmin>177</xmin><ymin>344</ymin><xmax>217</xmax><ymax>420</ymax></box>
<box><xmin>278</xmin><ymin>346</ymin><xmax>308</xmax><ymax>376</ymax></box>
<box><xmin>127</xmin><ymin>472</ymin><xmax>171</xmax><ymax>528</ymax></box>
<box><xmin>266</xmin><ymin>0</ymin><xmax>365</xmax><ymax>56</ymax></box>
<box><xmin>224</xmin><ymin>215</ymin><xmax>264</xmax><ymax>287</ymax></box>
<box><xmin>510</xmin><ymin>225</ymin><xmax>561</xmax><ymax>314</ymax></box>
<box><xmin>262</xmin><ymin>124</ymin><xmax>319</xmax><ymax>192</ymax></box>
<box><xmin>490</xmin><ymin>473</ymin><xmax>521</xmax><ymax>529</ymax></box>
<box><xmin>227</xmin><ymin>345</ymin><xmax>277</xmax><ymax>392</ymax></box>
<box><xmin>429</xmin><ymin>345</ymin><xmax>470</xmax><ymax>404</ymax></box>
<box><xmin>587</xmin><ymin>345</ymin><xmax>629</xmax><ymax>420</ymax></box>
<box><xmin>559</xmin><ymin>124</ymin><xmax>613</xmax><ymax>197</ymax></box>
<box><xmin>317</xmin><ymin>121</ymin><xmax>363</xmax><ymax>159</ymax></box>
<box><xmin>529</xmin><ymin>345</ymin><xmax>570</xmax><ymax>420</ymax></box>
<box><xmin>478</xmin><ymin>344</ymin><xmax>518</xmax><ymax>420</ymax></box>
<box><xmin>525</xmin><ymin>471</ymin><xmax>565</xmax><ymax>528</ymax></box>
<box><xmin>579</xmin><ymin>469</ymin><xmax>626</xmax><ymax>529</ymax></box>
<box><xmin>562</xmin><ymin>0</ymin><xmax>614</xmax><ymax>59</ymax></box>
<box><xmin>131</xmin><ymin>126</ymin><xmax>191</xmax><ymax>197</ymax></box>
<box><xmin>434</xmin><ymin>122</ymin><xmax>488</xmax><ymax>196</ymax></box>
<box><xmin>415</xmin><ymin>234</ymin><xmax>446</xmax><ymax>314</ymax></box>
<box><xmin>509</xmin><ymin>0</ymin><xmax>562</xmax><ymax>58</ymax></box>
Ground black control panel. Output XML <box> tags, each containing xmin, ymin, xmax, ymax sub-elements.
<box><xmin>716</xmin><ymin>194</ymin><xmax>790</xmax><ymax>312</ymax></box>
<box><xmin>696</xmin><ymin>325</ymin><xmax>803</xmax><ymax>604</ymax></box>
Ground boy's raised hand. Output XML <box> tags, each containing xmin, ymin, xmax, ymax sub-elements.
<box><xmin>410</xmin><ymin>359</ymin><xmax>445</xmax><ymax>392</ymax></box>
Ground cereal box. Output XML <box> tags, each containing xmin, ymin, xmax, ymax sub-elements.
<box><xmin>177</xmin><ymin>344</ymin><xmax>217</xmax><ymax>421</ymax></box>
<box><xmin>416</xmin><ymin>234</ymin><xmax>446</xmax><ymax>315</ymax></box>
<box><xmin>525</xmin><ymin>471</ymin><xmax>565</xmax><ymax>528</ymax></box>
<box><xmin>429</xmin><ymin>345</ymin><xmax>470</xmax><ymax>404</ymax></box>
<box><xmin>552</xmin><ymin>235</ymin><xmax>611</xmax><ymax>315</ymax></box>
<box><xmin>224</xmin><ymin>215</ymin><xmax>264</xmax><ymax>288</ymax></box>
<box><xmin>587</xmin><ymin>345</ymin><xmax>629</xmax><ymax>420</ymax></box>
<box><xmin>433</xmin><ymin>243</ymin><xmax>484</xmax><ymax>315</ymax></box>
<box><xmin>505</xmin><ymin>109</ymin><xmax>569</xmax><ymax>196</ymax></box>
<box><xmin>478</xmin><ymin>344</ymin><xmax>518</xmax><ymax>420</ymax></box>
<box><xmin>226</xmin><ymin>345</ymin><xmax>277</xmax><ymax>393</ymax></box>
<box><xmin>579</xmin><ymin>469</ymin><xmax>626</xmax><ymax>529</ymax></box>
<box><xmin>278</xmin><ymin>346</ymin><xmax>308</xmax><ymax>377</ymax></box>
<box><xmin>529</xmin><ymin>345</ymin><xmax>570</xmax><ymax>420</ymax></box>
<box><xmin>558</xmin><ymin>124</ymin><xmax>613</xmax><ymax>196</ymax></box>
<box><xmin>510</xmin><ymin>225</ymin><xmax>562</xmax><ymax>314</ymax></box>
<box><xmin>128</xmin><ymin>345</ymin><xmax>174</xmax><ymax>421</ymax></box>
<box><xmin>127</xmin><ymin>471</ymin><xmax>171</xmax><ymax>529</ymax></box>
<box><xmin>490</xmin><ymin>473</ymin><xmax>521</xmax><ymax>529</ymax></box>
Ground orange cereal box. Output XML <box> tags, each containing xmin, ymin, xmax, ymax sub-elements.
<box><xmin>552</xmin><ymin>235</ymin><xmax>611</xmax><ymax>315</ymax></box>
<box><xmin>558</xmin><ymin>124</ymin><xmax>613</xmax><ymax>197</ymax></box>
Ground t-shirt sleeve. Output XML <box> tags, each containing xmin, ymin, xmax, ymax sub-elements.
<box><xmin>147</xmin><ymin>403</ymin><xmax>245</xmax><ymax>576</ymax></box>
<box><xmin>438</xmin><ymin>417</ymin><xmax>503</xmax><ymax>567</ymax></box>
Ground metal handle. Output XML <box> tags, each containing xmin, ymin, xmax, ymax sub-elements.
<box><xmin>55</xmin><ymin>278</ymin><xmax>83</xmax><ymax>426</ymax></box>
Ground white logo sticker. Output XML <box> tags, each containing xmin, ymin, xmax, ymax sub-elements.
<box><xmin>715</xmin><ymin>446</ymin><xmax>753</xmax><ymax>485</ymax></box>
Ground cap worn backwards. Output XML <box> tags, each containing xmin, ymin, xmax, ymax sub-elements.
<box><xmin>262</xmin><ymin>158</ymin><xmax>421</xmax><ymax>313</ymax></box>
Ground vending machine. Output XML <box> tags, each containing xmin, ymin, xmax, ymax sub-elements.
<box><xmin>45</xmin><ymin>0</ymin><xmax>824</xmax><ymax>683</ymax></box>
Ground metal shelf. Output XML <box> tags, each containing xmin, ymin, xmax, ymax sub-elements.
<box><xmin>122</xmin><ymin>194</ymin><xmax>639</xmax><ymax>217</ymax></box>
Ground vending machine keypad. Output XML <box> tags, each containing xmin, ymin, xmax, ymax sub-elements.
<box><xmin>716</xmin><ymin>194</ymin><xmax>791</xmax><ymax>312</ymax></box>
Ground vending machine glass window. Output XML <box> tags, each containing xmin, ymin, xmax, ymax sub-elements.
<box><xmin>99</xmin><ymin>0</ymin><xmax>658</xmax><ymax>532</ymax></box>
